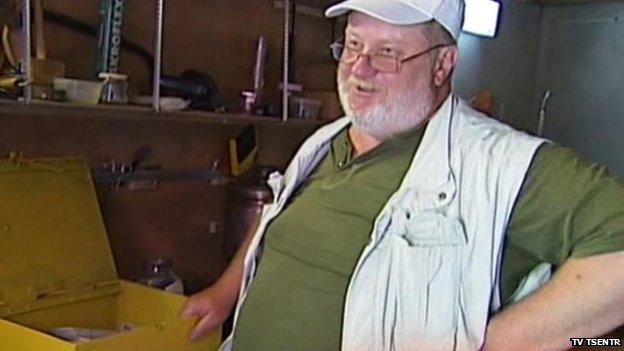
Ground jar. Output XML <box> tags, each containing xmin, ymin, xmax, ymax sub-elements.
<box><xmin>224</xmin><ymin>181</ymin><xmax>273</xmax><ymax>260</ymax></box>
<box><xmin>99</xmin><ymin>72</ymin><xmax>129</xmax><ymax>104</ymax></box>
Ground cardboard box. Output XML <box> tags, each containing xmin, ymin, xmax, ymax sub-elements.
<box><xmin>0</xmin><ymin>157</ymin><xmax>220</xmax><ymax>350</ymax></box>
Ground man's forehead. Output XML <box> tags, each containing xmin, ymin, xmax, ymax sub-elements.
<box><xmin>345</xmin><ymin>12</ymin><xmax>429</xmax><ymax>44</ymax></box>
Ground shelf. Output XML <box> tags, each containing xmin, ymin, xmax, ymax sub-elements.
<box><xmin>0</xmin><ymin>99</ymin><xmax>326</xmax><ymax>128</ymax></box>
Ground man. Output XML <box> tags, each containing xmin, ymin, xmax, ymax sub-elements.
<box><xmin>182</xmin><ymin>0</ymin><xmax>624</xmax><ymax>350</ymax></box>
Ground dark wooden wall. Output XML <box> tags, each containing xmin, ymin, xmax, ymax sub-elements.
<box><xmin>0</xmin><ymin>104</ymin><xmax>319</xmax><ymax>293</ymax></box>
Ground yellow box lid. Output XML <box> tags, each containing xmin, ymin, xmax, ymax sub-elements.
<box><xmin>0</xmin><ymin>157</ymin><xmax>119</xmax><ymax>317</ymax></box>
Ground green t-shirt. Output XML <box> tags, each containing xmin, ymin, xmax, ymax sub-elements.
<box><xmin>500</xmin><ymin>143</ymin><xmax>624</xmax><ymax>301</ymax></box>
<box><xmin>233</xmin><ymin>125</ymin><xmax>624</xmax><ymax>351</ymax></box>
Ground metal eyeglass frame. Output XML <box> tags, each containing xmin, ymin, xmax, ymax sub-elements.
<box><xmin>330</xmin><ymin>41</ymin><xmax>448</xmax><ymax>73</ymax></box>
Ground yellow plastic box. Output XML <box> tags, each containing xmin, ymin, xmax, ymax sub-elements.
<box><xmin>0</xmin><ymin>157</ymin><xmax>220</xmax><ymax>350</ymax></box>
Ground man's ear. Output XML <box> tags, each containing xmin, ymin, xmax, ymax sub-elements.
<box><xmin>432</xmin><ymin>46</ymin><xmax>459</xmax><ymax>87</ymax></box>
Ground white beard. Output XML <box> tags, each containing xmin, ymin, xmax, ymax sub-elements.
<box><xmin>338</xmin><ymin>76</ymin><xmax>434</xmax><ymax>141</ymax></box>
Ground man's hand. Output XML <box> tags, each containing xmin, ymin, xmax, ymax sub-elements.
<box><xmin>181</xmin><ymin>283</ymin><xmax>238</xmax><ymax>341</ymax></box>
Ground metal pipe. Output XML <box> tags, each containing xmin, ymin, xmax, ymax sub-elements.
<box><xmin>281</xmin><ymin>0</ymin><xmax>291</xmax><ymax>121</ymax></box>
<box><xmin>242</xmin><ymin>36</ymin><xmax>267</xmax><ymax>114</ymax></box>
<box><xmin>537</xmin><ymin>90</ymin><xmax>552</xmax><ymax>136</ymax></box>
<box><xmin>253</xmin><ymin>37</ymin><xmax>267</xmax><ymax>93</ymax></box>
<box><xmin>21</xmin><ymin>0</ymin><xmax>32</xmax><ymax>103</ymax></box>
<box><xmin>152</xmin><ymin>0</ymin><xmax>164</xmax><ymax>112</ymax></box>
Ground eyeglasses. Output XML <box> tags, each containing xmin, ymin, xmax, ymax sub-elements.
<box><xmin>330</xmin><ymin>41</ymin><xmax>447</xmax><ymax>73</ymax></box>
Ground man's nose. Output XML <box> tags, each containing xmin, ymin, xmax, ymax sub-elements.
<box><xmin>350</xmin><ymin>54</ymin><xmax>378</xmax><ymax>78</ymax></box>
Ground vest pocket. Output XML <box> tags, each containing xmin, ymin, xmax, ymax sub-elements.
<box><xmin>390</xmin><ymin>213</ymin><xmax>466</xmax><ymax>350</ymax></box>
<box><xmin>402</xmin><ymin>213</ymin><xmax>467</xmax><ymax>247</ymax></box>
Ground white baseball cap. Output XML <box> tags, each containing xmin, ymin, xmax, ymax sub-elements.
<box><xmin>325</xmin><ymin>0</ymin><xmax>465</xmax><ymax>41</ymax></box>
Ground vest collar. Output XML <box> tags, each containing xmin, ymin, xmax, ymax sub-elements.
<box><xmin>396</xmin><ymin>94</ymin><xmax>458</xmax><ymax>211</ymax></box>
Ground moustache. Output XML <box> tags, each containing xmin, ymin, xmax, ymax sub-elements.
<box><xmin>340</xmin><ymin>77</ymin><xmax>383</xmax><ymax>92</ymax></box>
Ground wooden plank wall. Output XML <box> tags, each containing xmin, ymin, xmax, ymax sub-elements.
<box><xmin>0</xmin><ymin>107</ymin><xmax>318</xmax><ymax>293</ymax></box>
